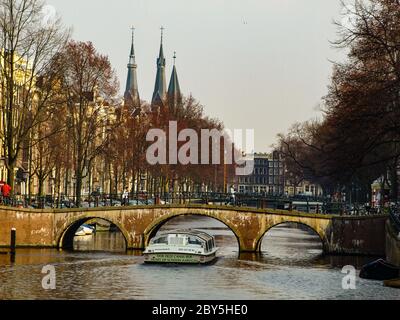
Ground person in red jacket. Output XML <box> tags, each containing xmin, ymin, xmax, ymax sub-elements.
<box><xmin>2</xmin><ymin>183</ymin><xmax>11</xmax><ymax>204</ymax></box>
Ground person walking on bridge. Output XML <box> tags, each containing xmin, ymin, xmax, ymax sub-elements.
<box><xmin>122</xmin><ymin>188</ymin><xmax>129</xmax><ymax>206</ymax></box>
<box><xmin>230</xmin><ymin>186</ymin><xmax>236</xmax><ymax>206</ymax></box>
<box><xmin>2</xmin><ymin>183</ymin><xmax>11</xmax><ymax>205</ymax></box>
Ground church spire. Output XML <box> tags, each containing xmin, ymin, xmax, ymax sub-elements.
<box><xmin>168</xmin><ymin>51</ymin><xmax>182</xmax><ymax>110</ymax></box>
<box><xmin>124</xmin><ymin>27</ymin><xmax>140</xmax><ymax>109</ymax></box>
<box><xmin>151</xmin><ymin>26</ymin><xmax>167</xmax><ymax>107</ymax></box>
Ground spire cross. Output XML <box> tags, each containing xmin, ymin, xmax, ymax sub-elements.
<box><xmin>131</xmin><ymin>26</ymin><xmax>135</xmax><ymax>43</ymax></box>
<box><xmin>160</xmin><ymin>26</ymin><xmax>165</xmax><ymax>42</ymax></box>
<box><xmin>173</xmin><ymin>51</ymin><xmax>176</xmax><ymax>65</ymax></box>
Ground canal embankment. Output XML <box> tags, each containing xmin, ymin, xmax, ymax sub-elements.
<box><xmin>386</xmin><ymin>219</ymin><xmax>400</xmax><ymax>266</ymax></box>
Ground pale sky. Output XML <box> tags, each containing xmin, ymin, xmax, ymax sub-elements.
<box><xmin>46</xmin><ymin>0</ymin><xmax>347</xmax><ymax>152</ymax></box>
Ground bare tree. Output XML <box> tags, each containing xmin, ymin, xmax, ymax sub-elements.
<box><xmin>0</xmin><ymin>0</ymin><xmax>69</xmax><ymax>192</ymax></box>
<box><xmin>58</xmin><ymin>41</ymin><xmax>119</xmax><ymax>205</ymax></box>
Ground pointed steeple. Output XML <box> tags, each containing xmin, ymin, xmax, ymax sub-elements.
<box><xmin>124</xmin><ymin>27</ymin><xmax>140</xmax><ymax>109</ymax></box>
<box><xmin>151</xmin><ymin>26</ymin><xmax>167</xmax><ymax>108</ymax></box>
<box><xmin>168</xmin><ymin>52</ymin><xmax>182</xmax><ymax>110</ymax></box>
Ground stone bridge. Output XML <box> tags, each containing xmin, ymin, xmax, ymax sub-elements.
<box><xmin>0</xmin><ymin>205</ymin><xmax>388</xmax><ymax>255</ymax></box>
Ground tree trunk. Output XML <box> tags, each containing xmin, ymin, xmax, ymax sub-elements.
<box><xmin>7</xmin><ymin>165</ymin><xmax>15</xmax><ymax>196</ymax></box>
<box><xmin>38</xmin><ymin>176</ymin><xmax>44</xmax><ymax>197</ymax></box>
<box><xmin>75</xmin><ymin>169</ymin><xmax>83</xmax><ymax>206</ymax></box>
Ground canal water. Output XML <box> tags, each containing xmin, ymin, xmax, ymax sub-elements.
<box><xmin>0</xmin><ymin>216</ymin><xmax>399</xmax><ymax>300</ymax></box>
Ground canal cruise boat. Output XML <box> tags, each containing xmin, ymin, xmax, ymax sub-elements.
<box><xmin>143</xmin><ymin>230</ymin><xmax>219</xmax><ymax>264</ymax></box>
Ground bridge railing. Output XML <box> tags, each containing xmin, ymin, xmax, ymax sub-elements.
<box><xmin>0</xmin><ymin>192</ymin><xmax>386</xmax><ymax>216</ymax></box>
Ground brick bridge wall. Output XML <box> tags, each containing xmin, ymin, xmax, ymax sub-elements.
<box><xmin>0</xmin><ymin>205</ymin><xmax>387</xmax><ymax>255</ymax></box>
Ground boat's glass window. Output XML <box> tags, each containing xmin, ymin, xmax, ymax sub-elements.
<box><xmin>205</xmin><ymin>241</ymin><xmax>209</xmax><ymax>252</ymax></box>
<box><xmin>169</xmin><ymin>236</ymin><xmax>184</xmax><ymax>245</ymax></box>
<box><xmin>152</xmin><ymin>236</ymin><xmax>168</xmax><ymax>244</ymax></box>
<box><xmin>188</xmin><ymin>237</ymin><xmax>202</xmax><ymax>245</ymax></box>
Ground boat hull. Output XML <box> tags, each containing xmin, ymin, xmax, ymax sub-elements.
<box><xmin>143</xmin><ymin>252</ymin><xmax>217</xmax><ymax>264</ymax></box>
<box><xmin>360</xmin><ymin>259</ymin><xmax>400</xmax><ymax>280</ymax></box>
<box><xmin>383</xmin><ymin>278</ymin><xmax>400</xmax><ymax>288</ymax></box>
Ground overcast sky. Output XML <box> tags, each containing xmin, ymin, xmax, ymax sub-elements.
<box><xmin>46</xmin><ymin>0</ymin><xmax>347</xmax><ymax>152</ymax></box>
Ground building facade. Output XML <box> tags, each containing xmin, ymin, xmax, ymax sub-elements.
<box><xmin>236</xmin><ymin>152</ymin><xmax>285</xmax><ymax>195</ymax></box>
<box><xmin>236</xmin><ymin>152</ymin><xmax>323</xmax><ymax>197</ymax></box>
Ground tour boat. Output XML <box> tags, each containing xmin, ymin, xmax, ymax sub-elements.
<box><xmin>143</xmin><ymin>229</ymin><xmax>219</xmax><ymax>264</ymax></box>
<box><xmin>86</xmin><ymin>219</ymin><xmax>111</xmax><ymax>232</ymax></box>
<box><xmin>75</xmin><ymin>224</ymin><xmax>95</xmax><ymax>236</ymax></box>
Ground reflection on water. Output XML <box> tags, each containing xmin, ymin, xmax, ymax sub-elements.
<box><xmin>73</xmin><ymin>232</ymin><xmax>126</xmax><ymax>252</ymax></box>
<box><xmin>0</xmin><ymin>215</ymin><xmax>399</xmax><ymax>300</ymax></box>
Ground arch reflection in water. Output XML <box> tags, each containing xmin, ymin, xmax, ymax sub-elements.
<box><xmin>73</xmin><ymin>219</ymin><xmax>126</xmax><ymax>252</ymax></box>
<box><xmin>260</xmin><ymin>222</ymin><xmax>324</xmax><ymax>265</ymax></box>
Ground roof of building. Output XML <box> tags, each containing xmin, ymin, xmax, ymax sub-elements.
<box><xmin>167</xmin><ymin>56</ymin><xmax>182</xmax><ymax>109</ymax></box>
<box><xmin>124</xmin><ymin>28</ymin><xmax>140</xmax><ymax>107</ymax></box>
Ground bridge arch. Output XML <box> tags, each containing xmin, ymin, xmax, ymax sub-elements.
<box><xmin>57</xmin><ymin>216</ymin><xmax>129</xmax><ymax>250</ymax></box>
<box><xmin>255</xmin><ymin>221</ymin><xmax>329</xmax><ymax>253</ymax></box>
<box><xmin>143</xmin><ymin>212</ymin><xmax>241</xmax><ymax>250</ymax></box>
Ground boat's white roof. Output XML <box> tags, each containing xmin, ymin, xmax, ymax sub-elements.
<box><xmin>156</xmin><ymin>229</ymin><xmax>215</xmax><ymax>241</ymax></box>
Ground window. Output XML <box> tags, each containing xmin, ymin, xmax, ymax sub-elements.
<box><xmin>169</xmin><ymin>236</ymin><xmax>184</xmax><ymax>245</ymax></box>
<box><xmin>188</xmin><ymin>237</ymin><xmax>202</xmax><ymax>245</ymax></box>
<box><xmin>152</xmin><ymin>236</ymin><xmax>168</xmax><ymax>244</ymax></box>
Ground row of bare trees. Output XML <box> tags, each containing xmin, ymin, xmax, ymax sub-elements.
<box><xmin>278</xmin><ymin>0</ymin><xmax>400</xmax><ymax>204</ymax></box>
<box><xmin>106</xmin><ymin>95</ymin><xmax>234</xmax><ymax>198</ymax></box>
<box><xmin>0</xmin><ymin>0</ymin><xmax>231</xmax><ymax>204</ymax></box>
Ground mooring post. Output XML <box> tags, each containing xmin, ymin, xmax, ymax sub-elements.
<box><xmin>10</xmin><ymin>228</ymin><xmax>16</xmax><ymax>255</ymax></box>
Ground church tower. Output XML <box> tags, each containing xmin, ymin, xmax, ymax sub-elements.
<box><xmin>151</xmin><ymin>27</ymin><xmax>167</xmax><ymax>108</ymax></box>
<box><xmin>167</xmin><ymin>52</ymin><xmax>182</xmax><ymax>111</ymax></box>
<box><xmin>124</xmin><ymin>27</ymin><xmax>140</xmax><ymax>109</ymax></box>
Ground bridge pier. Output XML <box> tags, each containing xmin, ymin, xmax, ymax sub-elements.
<box><xmin>238</xmin><ymin>238</ymin><xmax>260</xmax><ymax>253</ymax></box>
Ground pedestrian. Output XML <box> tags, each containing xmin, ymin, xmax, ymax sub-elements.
<box><xmin>230</xmin><ymin>186</ymin><xmax>236</xmax><ymax>205</ymax></box>
<box><xmin>123</xmin><ymin>188</ymin><xmax>129</xmax><ymax>206</ymax></box>
<box><xmin>2</xmin><ymin>183</ymin><xmax>11</xmax><ymax>205</ymax></box>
